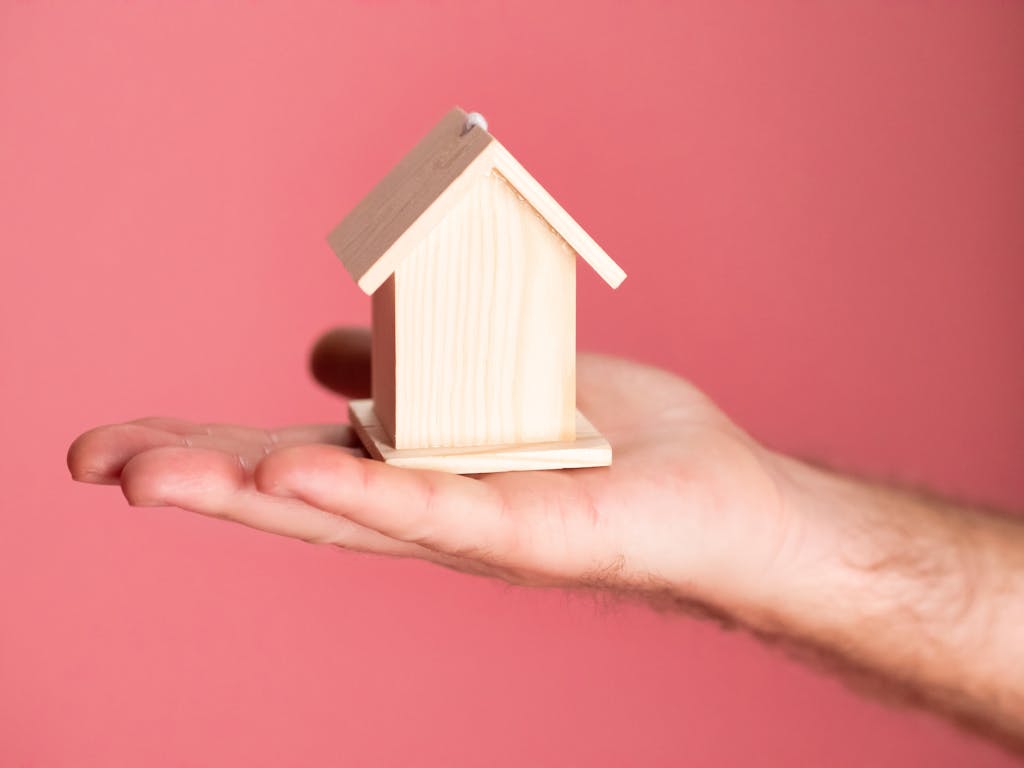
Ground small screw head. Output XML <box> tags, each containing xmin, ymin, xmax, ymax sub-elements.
<box><xmin>463</xmin><ymin>111</ymin><xmax>488</xmax><ymax>134</ymax></box>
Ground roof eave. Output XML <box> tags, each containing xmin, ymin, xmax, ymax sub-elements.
<box><xmin>490</xmin><ymin>142</ymin><xmax>626</xmax><ymax>290</ymax></box>
<box><xmin>354</xmin><ymin>146</ymin><xmax>497</xmax><ymax>295</ymax></box>
<box><xmin>329</xmin><ymin>107</ymin><xmax>627</xmax><ymax>294</ymax></box>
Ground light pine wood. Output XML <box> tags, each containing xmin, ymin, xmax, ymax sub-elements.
<box><xmin>329</xmin><ymin>106</ymin><xmax>626</xmax><ymax>470</ymax></box>
<box><xmin>349</xmin><ymin>399</ymin><xmax>611</xmax><ymax>474</ymax></box>
<box><xmin>490</xmin><ymin>143</ymin><xmax>626</xmax><ymax>289</ymax></box>
<box><xmin>327</xmin><ymin>107</ymin><xmax>495</xmax><ymax>294</ymax></box>
<box><xmin>389</xmin><ymin>169</ymin><xmax>576</xmax><ymax>450</ymax></box>
<box><xmin>326</xmin><ymin>107</ymin><xmax>627</xmax><ymax>294</ymax></box>
<box><xmin>370</xmin><ymin>275</ymin><xmax>397</xmax><ymax>443</ymax></box>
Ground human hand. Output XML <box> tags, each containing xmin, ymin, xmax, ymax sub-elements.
<box><xmin>67</xmin><ymin>328</ymin><xmax>1024</xmax><ymax>746</ymax></box>
<box><xmin>67</xmin><ymin>327</ymin><xmax>796</xmax><ymax>612</ymax></box>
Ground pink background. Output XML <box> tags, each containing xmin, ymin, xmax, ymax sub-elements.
<box><xmin>2</xmin><ymin>1</ymin><xmax>1022</xmax><ymax>765</ymax></box>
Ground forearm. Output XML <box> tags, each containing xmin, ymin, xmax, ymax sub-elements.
<box><xmin>730</xmin><ymin>456</ymin><xmax>1024</xmax><ymax>746</ymax></box>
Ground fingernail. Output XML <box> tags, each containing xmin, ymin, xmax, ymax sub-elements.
<box><xmin>122</xmin><ymin>489</ymin><xmax>165</xmax><ymax>508</ymax></box>
<box><xmin>126</xmin><ymin>497</ymin><xmax>165</xmax><ymax>508</ymax></box>
<box><xmin>71</xmin><ymin>469</ymin><xmax>119</xmax><ymax>485</ymax></box>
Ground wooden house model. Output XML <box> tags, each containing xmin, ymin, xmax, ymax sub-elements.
<box><xmin>327</xmin><ymin>107</ymin><xmax>625</xmax><ymax>473</ymax></box>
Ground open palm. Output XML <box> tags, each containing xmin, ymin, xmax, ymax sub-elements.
<box><xmin>69</xmin><ymin>328</ymin><xmax>788</xmax><ymax>601</ymax></box>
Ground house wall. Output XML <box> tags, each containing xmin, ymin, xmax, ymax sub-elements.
<box><xmin>370</xmin><ymin>276</ymin><xmax>398</xmax><ymax>442</ymax></box>
<box><xmin>391</xmin><ymin>170</ymin><xmax>576</xmax><ymax>450</ymax></box>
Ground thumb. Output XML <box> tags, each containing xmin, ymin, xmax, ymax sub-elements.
<box><xmin>310</xmin><ymin>326</ymin><xmax>372</xmax><ymax>398</ymax></box>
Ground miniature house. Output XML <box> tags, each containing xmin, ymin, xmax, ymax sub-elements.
<box><xmin>328</xmin><ymin>108</ymin><xmax>625</xmax><ymax>473</ymax></box>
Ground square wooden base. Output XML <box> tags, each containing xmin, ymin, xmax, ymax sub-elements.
<box><xmin>347</xmin><ymin>399</ymin><xmax>612</xmax><ymax>474</ymax></box>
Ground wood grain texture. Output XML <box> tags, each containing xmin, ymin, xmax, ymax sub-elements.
<box><xmin>326</xmin><ymin>106</ymin><xmax>626</xmax><ymax>294</ymax></box>
<box><xmin>349</xmin><ymin>399</ymin><xmax>611</xmax><ymax>474</ymax></box>
<box><xmin>327</xmin><ymin>107</ymin><xmax>494</xmax><ymax>294</ymax></box>
<box><xmin>490</xmin><ymin>142</ymin><xmax>626</xmax><ymax>289</ymax></box>
<box><xmin>370</xmin><ymin>275</ymin><xmax>397</xmax><ymax>443</ymax></box>
<box><xmin>391</xmin><ymin>170</ymin><xmax>576</xmax><ymax>450</ymax></box>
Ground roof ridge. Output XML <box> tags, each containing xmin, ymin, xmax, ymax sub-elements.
<box><xmin>327</xmin><ymin>107</ymin><xmax>625</xmax><ymax>294</ymax></box>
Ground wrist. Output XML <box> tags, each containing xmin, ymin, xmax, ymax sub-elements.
<box><xmin>648</xmin><ymin>445</ymin><xmax>843</xmax><ymax>629</ymax></box>
<box><xmin>744</xmin><ymin>454</ymin><xmax>956</xmax><ymax>632</ymax></box>
<box><xmin>703</xmin><ymin>451</ymin><xmax>868</xmax><ymax>633</ymax></box>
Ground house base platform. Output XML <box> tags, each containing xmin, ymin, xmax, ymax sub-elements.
<box><xmin>347</xmin><ymin>399</ymin><xmax>612</xmax><ymax>475</ymax></box>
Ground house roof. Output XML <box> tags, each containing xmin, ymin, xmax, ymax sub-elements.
<box><xmin>327</xmin><ymin>107</ymin><xmax>626</xmax><ymax>295</ymax></box>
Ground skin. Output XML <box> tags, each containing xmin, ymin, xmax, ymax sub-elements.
<box><xmin>68</xmin><ymin>327</ymin><xmax>1024</xmax><ymax>752</ymax></box>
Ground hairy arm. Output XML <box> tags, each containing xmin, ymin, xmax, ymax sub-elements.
<box><xmin>739</xmin><ymin>457</ymin><xmax>1024</xmax><ymax>749</ymax></box>
<box><xmin>67</xmin><ymin>327</ymin><xmax>1024</xmax><ymax>751</ymax></box>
